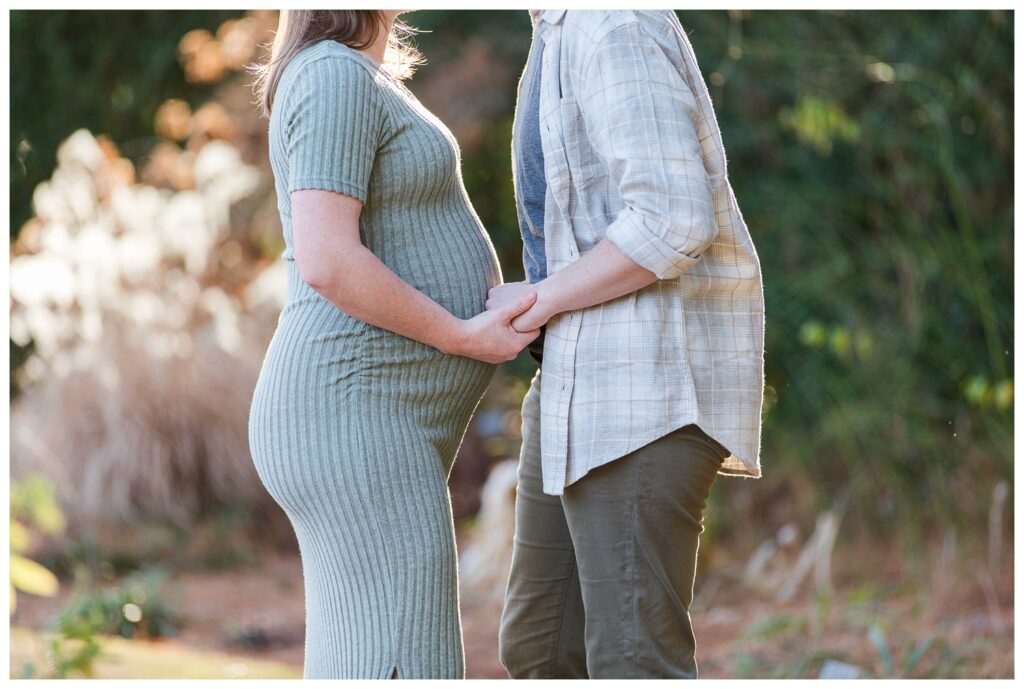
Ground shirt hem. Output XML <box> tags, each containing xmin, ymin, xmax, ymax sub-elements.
<box><xmin>542</xmin><ymin>417</ymin><xmax>761</xmax><ymax>495</ymax></box>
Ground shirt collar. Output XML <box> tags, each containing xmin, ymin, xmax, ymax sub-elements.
<box><xmin>529</xmin><ymin>9</ymin><xmax>566</xmax><ymax>26</ymax></box>
<box><xmin>530</xmin><ymin>9</ymin><xmax>565</xmax><ymax>44</ymax></box>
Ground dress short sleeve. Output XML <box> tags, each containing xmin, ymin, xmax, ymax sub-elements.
<box><xmin>284</xmin><ymin>55</ymin><xmax>385</xmax><ymax>203</ymax></box>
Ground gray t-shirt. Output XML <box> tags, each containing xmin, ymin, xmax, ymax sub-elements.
<box><xmin>512</xmin><ymin>34</ymin><xmax>547</xmax><ymax>285</ymax></box>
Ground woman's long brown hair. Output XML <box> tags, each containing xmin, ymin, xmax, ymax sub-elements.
<box><xmin>251</xmin><ymin>10</ymin><xmax>421</xmax><ymax>118</ymax></box>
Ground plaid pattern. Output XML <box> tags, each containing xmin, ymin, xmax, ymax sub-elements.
<box><xmin>529</xmin><ymin>10</ymin><xmax>766</xmax><ymax>495</ymax></box>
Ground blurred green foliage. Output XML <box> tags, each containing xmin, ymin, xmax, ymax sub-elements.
<box><xmin>9</xmin><ymin>10</ymin><xmax>242</xmax><ymax>236</ymax></box>
<box><xmin>35</xmin><ymin>565</ymin><xmax>180</xmax><ymax>678</ymax></box>
<box><xmin>45</xmin><ymin>625</ymin><xmax>103</xmax><ymax>679</ymax></box>
<box><xmin>678</xmin><ymin>10</ymin><xmax>1012</xmax><ymax>542</ymax></box>
<box><xmin>10</xmin><ymin>475</ymin><xmax>65</xmax><ymax>615</ymax></box>
<box><xmin>8</xmin><ymin>10</ymin><xmax>1013</xmax><ymax>540</ymax></box>
<box><xmin>55</xmin><ymin>567</ymin><xmax>179</xmax><ymax>641</ymax></box>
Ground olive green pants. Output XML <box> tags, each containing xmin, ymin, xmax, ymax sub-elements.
<box><xmin>498</xmin><ymin>371</ymin><xmax>728</xmax><ymax>679</ymax></box>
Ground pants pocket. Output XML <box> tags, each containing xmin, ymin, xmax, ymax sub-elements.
<box><xmin>682</xmin><ymin>423</ymin><xmax>730</xmax><ymax>461</ymax></box>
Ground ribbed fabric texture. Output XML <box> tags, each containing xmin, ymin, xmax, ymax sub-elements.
<box><xmin>248</xmin><ymin>39</ymin><xmax>501</xmax><ymax>679</ymax></box>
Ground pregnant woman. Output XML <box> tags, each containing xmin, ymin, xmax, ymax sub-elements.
<box><xmin>248</xmin><ymin>10</ymin><xmax>538</xmax><ymax>679</ymax></box>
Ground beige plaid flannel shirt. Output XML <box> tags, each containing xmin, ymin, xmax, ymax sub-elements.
<box><xmin>527</xmin><ymin>9</ymin><xmax>766</xmax><ymax>495</ymax></box>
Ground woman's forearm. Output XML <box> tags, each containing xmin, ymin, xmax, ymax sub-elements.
<box><xmin>304</xmin><ymin>243</ymin><xmax>467</xmax><ymax>355</ymax></box>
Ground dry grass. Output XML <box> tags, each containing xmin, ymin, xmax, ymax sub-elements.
<box><xmin>11</xmin><ymin>333</ymin><xmax>272</xmax><ymax>529</ymax></box>
<box><xmin>10</xmin><ymin>127</ymin><xmax>284</xmax><ymax>534</ymax></box>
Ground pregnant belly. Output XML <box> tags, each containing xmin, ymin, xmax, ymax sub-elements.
<box><xmin>361</xmin><ymin>212</ymin><xmax>501</xmax><ymax>321</ymax></box>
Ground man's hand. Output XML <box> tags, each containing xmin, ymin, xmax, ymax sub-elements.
<box><xmin>486</xmin><ymin>281</ymin><xmax>534</xmax><ymax>311</ymax></box>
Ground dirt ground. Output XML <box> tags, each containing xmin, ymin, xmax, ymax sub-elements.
<box><xmin>11</xmin><ymin>531</ymin><xmax>1013</xmax><ymax>679</ymax></box>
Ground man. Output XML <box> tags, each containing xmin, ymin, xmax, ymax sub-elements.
<box><xmin>486</xmin><ymin>9</ymin><xmax>765</xmax><ymax>679</ymax></box>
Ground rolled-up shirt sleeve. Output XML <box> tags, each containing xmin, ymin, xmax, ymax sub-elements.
<box><xmin>578</xmin><ymin>20</ymin><xmax>718</xmax><ymax>280</ymax></box>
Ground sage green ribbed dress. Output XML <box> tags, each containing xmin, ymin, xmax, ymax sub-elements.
<box><xmin>248</xmin><ymin>39</ymin><xmax>501</xmax><ymax>679</ymax></box>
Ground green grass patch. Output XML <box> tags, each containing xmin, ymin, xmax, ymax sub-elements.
<box><xmin>10</xmin><ymin>626</ymin><xmax>302</xmax><ymax>679</ymax></box>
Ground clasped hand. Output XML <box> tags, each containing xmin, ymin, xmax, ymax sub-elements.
<box><xmin>453</xmin><ymin>287</ymin><xmax>539</xmax><ymax>364</ymax></box>
<box><xmin>455</xmin><ymin>282</ymin><xmax>553</xmax><ymax>365</ymax></box>
<box><xmin>485</xmin><ymin>282</ymin><xmax>552</xmax><ymax>332</ymax></box>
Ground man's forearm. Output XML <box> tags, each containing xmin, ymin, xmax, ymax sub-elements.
<box><xmin>511</xmin><ymin>237</ymin><xmax>658</xmax><ymax>331</ymax></box>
